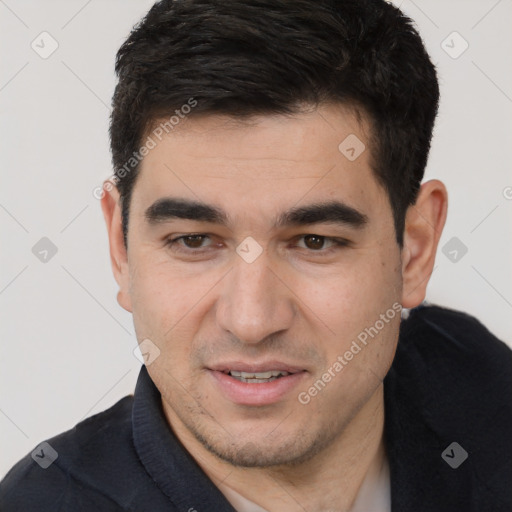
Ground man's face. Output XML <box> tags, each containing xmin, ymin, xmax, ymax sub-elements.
<box><xmin>121</xmin><ymin>105</ymin><xmax>404</xmax><ymax>467</ymax></box>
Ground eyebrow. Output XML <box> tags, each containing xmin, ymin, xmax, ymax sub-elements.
<box><xmin>275</xmin><ymin>201</ymin><xmax>368</xmax><ymax>229</ymax></box>
<box><xmin>144</xmin><ymin>197</ymin><xmax>368</xmax><ymax>229</ymax></box>
<box><xmin>145</xmin><ymin>198</ymin><xmax>227</xmax><ymax>225</ymax></box>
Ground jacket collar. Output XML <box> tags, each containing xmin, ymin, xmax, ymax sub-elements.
<box><xmin>132</xmin><ymin>366</ymin><xmax>237</xmax><ymax>511</ymax></box>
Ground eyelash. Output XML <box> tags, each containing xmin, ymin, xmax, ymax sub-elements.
<box><xmin>164</xmin><ymin>234</ymin><xmax>350</xmax><ymax>256</ymax></box>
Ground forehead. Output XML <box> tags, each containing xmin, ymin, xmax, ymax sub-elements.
<box><xmin>132</xmin><ymin>104</ymin><xmax>388</xmax><ymax>225</ymax></box>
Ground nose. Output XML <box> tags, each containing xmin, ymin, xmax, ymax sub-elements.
<box><xmin>216</xmin><ymin>251</ymin><xmax>295</xmax><ymax>345</ymax></box>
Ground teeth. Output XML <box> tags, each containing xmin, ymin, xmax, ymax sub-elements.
<box><xmin>228</xmin><ymin>370</ymin><xmax>290</xmax><ymax>382</ymax></box>
<box><xmin>240</xmin><ymin>377</ymin><xmax>276</xmax><ymax>383</ymax></box>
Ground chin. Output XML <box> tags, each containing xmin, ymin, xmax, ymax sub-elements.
<box><xmin>191</xmin><ymin>421</ymin><xmax>335</xmax><ymax>468</ymax></box>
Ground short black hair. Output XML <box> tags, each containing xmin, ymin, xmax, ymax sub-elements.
<box><xmin>110</xmin><ymin>0</ymin><xmax>439</xmax><ymax>247</ymax></box>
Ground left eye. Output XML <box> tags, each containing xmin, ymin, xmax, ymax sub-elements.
<box><xmin>296</xmin><ymin>235</ymin><xmax>342</xmax><ymax>251</ymax></box>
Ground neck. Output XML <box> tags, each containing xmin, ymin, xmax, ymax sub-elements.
<box><xmin>164</xmin><ymin>384</ymin><xmax>385</xmax><ymax>511</ymax></box>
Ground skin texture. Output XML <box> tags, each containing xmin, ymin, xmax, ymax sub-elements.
<box><xmin>102</xmin><ymin>104</ymin><xmax>447</xmax><ymax>511</ymax></box>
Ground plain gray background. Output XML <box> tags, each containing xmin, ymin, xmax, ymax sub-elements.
<box><xmin>1</xmin><ymin>0</ymin><xmax>511</xmax><ymax>479</ymax></box>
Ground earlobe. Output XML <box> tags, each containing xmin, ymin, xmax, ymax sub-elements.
<box><xmin>401</xmin><ymin>179</ymin><xmax>448</xmax><ymax>309</ymax></box>
<box><xmin>100</xmin><ymin>181</ymin><xmax>133</xmax><ymax>313</ymax></box>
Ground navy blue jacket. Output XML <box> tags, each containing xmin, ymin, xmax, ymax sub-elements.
<box><xmin>1</xmin><ymin>305</ymin><xmax>511</xmax><ymax>511</ymax></box>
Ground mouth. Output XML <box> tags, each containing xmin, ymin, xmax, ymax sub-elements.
<box><xmin>223</xmin><ymin>369</ymin><xmax>291</xmax><ymax>383</ymax></box>
<box><xmin>208</xmin><ymin>363</ymin><xmax>307</xmax><ymax>405</ymax></box>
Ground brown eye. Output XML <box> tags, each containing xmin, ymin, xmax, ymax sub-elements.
<box><xmin>303</xmin><ymin>235</ymin><xmax>326</xmax><ymax>250</ymax></box>
<box><xmin>182</xmin><ymin>235</ymin><xmax>207</xmax><ymax>248</ymax></box>
<box><xmin>164</xmin><ymin>233</ymin><xmax>222</xmax><ymax>258</ymax></box>
<box><xmin>294</xmin><ymin>235</ymin><xmax>348</xmax><ymax>254</ymax></box>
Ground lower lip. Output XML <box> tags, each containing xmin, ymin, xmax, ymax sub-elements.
<box><xmin>209</xmin><ymin>370</ymin><xmax>307</xmax><ymax>406</ymax></box>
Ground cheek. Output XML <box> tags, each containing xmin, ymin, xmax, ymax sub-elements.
<box><xmin>128</xmin><ymin>253</ymin><xmax>187</xmax><ymax>337</ymax></box>
<box><xmin>129</xmin><ymin>253</ymin><xmax>220</xmax><ymax>348</ymax></box>
<box><xmin>306</xmin><ymin>258</ymin><xmax>400</xmax><ymax>329</ymax></box>
<box><xmin>129</xmin><ymin>262</ymin><xmax>206</xmax><ymax>388</ymax></box>
<box><xmin>299</xmin><ymin>248</ymin><xmax>402</xmax><ymax>373</ymax></box>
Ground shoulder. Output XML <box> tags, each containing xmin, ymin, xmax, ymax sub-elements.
<box><xmin>386</xmin><ymin>304</ymin><xmax>512</xmax><ymax>500</ymax></box>
<box><xmin>390</xmin><ymin>303</ymin><xmax>512</xmax><ymax>408</ymax></box>
<box><xmin>0</xmin><ymin>396</ymin><xmax>136</xmax><ymax>511</ymax></box>
<box><xmin>396</xmin><ymin>303</ymin><xmax>512</xmax><ymax>380</ymax></box>
<box><xmin>385</xmin><ymin>304</ymin><xmax>512</xmax><ymax>508</ymax></box>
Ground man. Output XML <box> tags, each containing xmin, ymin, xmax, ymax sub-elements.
<box><xmin>1</xmin><ymin>0</ymin><xmax>511</xmax><ymax>510</ymax></box>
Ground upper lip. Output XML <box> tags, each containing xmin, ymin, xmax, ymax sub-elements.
<box><xmin>208</xmin><ymin>361</ymin><xmax>306</xmax><ymax>374</ymax></box>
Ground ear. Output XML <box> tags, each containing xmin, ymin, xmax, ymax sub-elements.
<box><xmin>401</xmin><ymin>179</ymin><xmax>448</xmax><ymax>308</ymax></box>
<box><xmin>100</xmin><ymin>181</ymin><xmax>132</xmax><ymax>313</ymax></box>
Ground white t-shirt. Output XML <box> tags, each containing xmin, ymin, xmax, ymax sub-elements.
<box><xmin>217</xmin><ymin>452</ymin><xmax>391</xmax><ymax>512</ymax></box>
